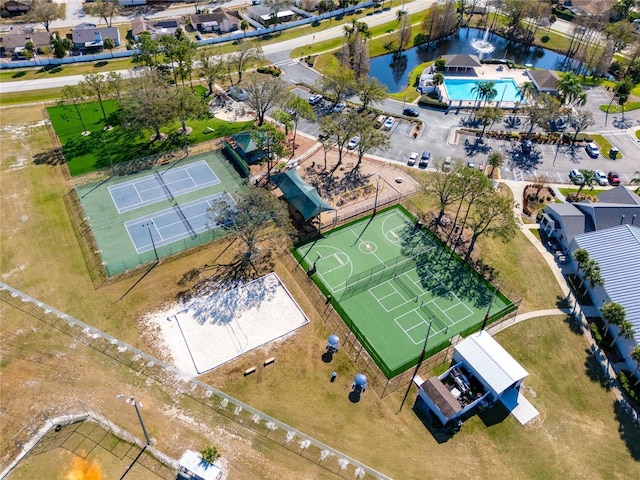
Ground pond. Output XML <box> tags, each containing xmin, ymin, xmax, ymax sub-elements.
<box><xmin>369</xmin><ymin>28</ymin><xmax>572</xmax><ymax>93</ymax></box>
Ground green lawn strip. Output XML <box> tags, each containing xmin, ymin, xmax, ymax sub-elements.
<box><xmin>47</xmin><ymin>99</ymin><xmax>254</xmax><ymax>176</ymax></box>
<box><xmin>598</xmin><ymin>102</ymin><xmax>640</xmax><ymax>114</ymax></box>
<box><xmin>0</xmin><ymin>87</ymin><xmax>63</xmax><ymax>105</ymax></box>
<box><xmin>558</xmin><ymin>187</ymin><xmax>608</xmax><ymax>200</ymax></box>
<box><xmin>0</xmin><ymin>57</ymin><xmax>135</xmax><ymax>82</ymax></box>
<box><xmin>636</xmin><ymin>130</ymin><xmax>640</xmax><ymax>140</ymax></box>
<box><xmin>588</xmin><ymin>133</ymin><xmax>622</xmax><ymax>159</ymax></box>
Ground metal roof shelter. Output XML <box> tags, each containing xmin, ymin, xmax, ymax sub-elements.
<box><xmin>453</xmin><ymin>332</ymin><xmax>529</xmax><ymax>399</ymax></box>
<box><xmin>272</xmin><ymin>169</ymin><xmax>333</xmax><ymax>222</ymax></box>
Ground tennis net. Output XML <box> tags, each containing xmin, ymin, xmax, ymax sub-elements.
<box><xmin>173</xmin><ymin>203</ymin><xmax>197</xmax><ymax>238</ymax></box>
<box><xmin>154</xmin><ymin>171</ymin><xmax>174</xmax><ymax>202</ymax></box>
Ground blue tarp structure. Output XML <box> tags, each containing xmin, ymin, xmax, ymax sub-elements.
<box><xmin>272</xmin><ymin>169</ymin><xmax>333</xmax><ymax>221</ymax></box>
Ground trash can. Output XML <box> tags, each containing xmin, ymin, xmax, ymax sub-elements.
<box><xmin>610</xmin><ymin>147</ymin><xmax>619</xmax><ymax>159</ymax></box>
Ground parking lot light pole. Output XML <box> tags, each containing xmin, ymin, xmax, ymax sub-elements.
<box><xmin>116</xmin><ymin>395</ymin><xmax>151</xmax><ymax>445</ymax></box>
<box><xmin>372</xmin><ymin>172</ymin><xmax>381</xmax><ymax>216</ymax></box>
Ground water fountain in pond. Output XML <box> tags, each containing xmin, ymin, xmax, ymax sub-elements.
<box><xmin>470</xmin><ymin>27</ymin><xmax>495</xmax><ymax>58</ymax></box>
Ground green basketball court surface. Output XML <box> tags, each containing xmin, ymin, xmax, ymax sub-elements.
<box><xmin>76</xmin><ymin>151</ymin><xmax>247</xmax><ymax>276</ymax></box>
<box><xmin>294</xmin><ymin>206</ymin><xmax>516</xmax><ymax>378</ymax></box>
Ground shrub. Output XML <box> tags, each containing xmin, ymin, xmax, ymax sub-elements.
<box><xmin>257</xmin><ymin>65</ymin><xmax>282</xmax><ymax>76</ymax></box>
<box><xmin>418</xmin><ymin>95</ymin><xmax>448</xmax><ymax>109</ymax></box>
<box><xmin>590</xmin><ymin>323</ymin><xmax>602</xmax><ymax>344</ymax></box>
<box><xmin>541</xmin><ymin>35</ymin><xmax>550</xmax><ymax>43</ymax></box>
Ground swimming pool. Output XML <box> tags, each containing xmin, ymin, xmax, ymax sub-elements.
<box><xmin>443</xmin><ymin>78</ymin><xmax>523</xmax><ymax>103</ymax></box>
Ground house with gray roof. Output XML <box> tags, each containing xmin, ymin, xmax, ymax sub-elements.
<box><xmin>0</xmin><ymin>31</ymin><xmax>50</xmax><ymax>56</ymax></box>
<box><xmin>540</xmin><ymin>186</ymin><xmax>640</xmax><ymax>251</ymax></box>
<box><xmin>190</xmin><ymin>7</ymin><xmax>240</xmax><ymax>34</ymax></box>
<box><xmin>569</xmin><ymin>225</ymin><xmax>640</xmax><ymax>379</ymax></box>
<box><xmin>71</xmin><ymin>23</ymin><xmax>120</xmax><ymax>51</ymax></box>
<box><xmin>131</xmin><ymin>17</ymin><xmax>180</xmax><ymax>41</ymax></box>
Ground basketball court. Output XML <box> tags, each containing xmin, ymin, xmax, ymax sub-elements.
<box><xmin>294</xmin><ymin>206</ymin><xmax>517</xmax><ymax>378</ymax></box>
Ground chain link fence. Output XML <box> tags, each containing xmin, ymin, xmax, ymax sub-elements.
<box><xmin>0</xmin><ymin>283</ymin><xmax>392</xmax><ymax>480</ymax></box>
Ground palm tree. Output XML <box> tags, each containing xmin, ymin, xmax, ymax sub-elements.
<box><xmin>557</xmin><ymin>72</ymin><xmax>587</xmax><ymax>108</ymax></box>
<box><xmin>628</xmin><ymin>345</ymin><xmax>640</xmax><ymax>385</ymax></box>
<box><xmin>476</xmin><ymin>107</ymin><xmax>504</xmax><ymax>139</ymax></box>
<box><xmin>487</xmin><ymin>151</ymin><xmax>504</xmax><ymax>178</ymax></box>
<box><xmin>577</xmin><ymin>169</ymin><xmax>595</xmax><ymax>195</ymax></box>
<box><xmin>470</xmin><ymin>81</ymin><xmax>497</xmax><ymax>115</ymax></box>
<box><xmin>609</xmin><ymin>320</ymin><xmax>635</xmax><ymax>348</ymax></box>
<box><xmin>601</xmin><ymin>301</ymin><xmax>626</xmax><ymax>337</ymax></box>
<box><xmin>241</xmin><ymin>19</ymin><xmax>249</xmax><ymax>38</ymax></box>
<box><xmin>519</xmin><ymin>81</ymin><xmax>536</xmax><ymax>103</ymax></box>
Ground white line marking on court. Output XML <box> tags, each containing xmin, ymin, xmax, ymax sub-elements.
<box><xmin>334</xmin><ymin>253</ymin><xmax>345</xmax><ymax>265</ymax></box>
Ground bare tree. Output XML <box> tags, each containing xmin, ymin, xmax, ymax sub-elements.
<box><xmin>82</xmin><ymin>0</ymin><xmax>120</xmax><ymax>27</ymax></box>
<box><xmin>58</xmin><ymin>86</ymin><xmax>90</xmax><ymax>136</ymax></box>
<box><xmin>27</xmin><ymin>0</ymin><xmax>64</xmax><ymax>32</ymax></box>
<box><xmin>200</xmin><ymin>53</ymin><xmax>226</xmax><ymax>96</ymax></box>
<box><xmin>232</xmin><ymin>41</ymin><xmax>263</xmax><ymax>84</ymax></box>
<box><xmin>464</xmin><ymin>192</ymin><xmax>518</xmax><ymax>261</ymax></box>
<box><xmin>80</xmin><ymin>73</ymin><xmax>111</xmax><ymax>128</ymax></box>
<box><xmin>243</xmin><ymin>75</ymin><xmax>288</xmax><ymax>125</ymax></box>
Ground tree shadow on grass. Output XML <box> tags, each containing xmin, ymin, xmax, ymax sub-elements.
<box><xmin>584</xmin><ymin>346</ymin><xmax>613</xmax><ymax>391</ymax></box>
<box><xmin>33</xmin><ymin>147</ymin><xmax>65</xmax><ymax>166</ymax></box>
<box><xmin>614</xmin><ymin>400</ymin><xmax>640</xmax><ymax>460</ymax></box>
<box><xmin>12</xmin><ymin>71</ymin><xmax>26</xmax><ymax>79</ymax></box>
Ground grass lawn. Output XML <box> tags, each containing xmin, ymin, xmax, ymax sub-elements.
<box><xmin>47</xmin><ymin>99</ymin><xmax>254</xmax><ymax>176</ymax></box>
<box><xmin>588</xmin><ymin>133</ymin><xmax>623</xmax><ymax>159</ymax></box>
<box><xmin>2</xmin><ymin>104</ymin><xmax>639</xmax><ymax>479</ymax></box>
<box><xmin>598</xmin><ymin>102</ymin><xmax>640</xmax><ymax>114</ymax></box>
<box><xmin>558</xmin><ymin>187</ymin><xmax>608</xmax><ymax>200</ymax></box>
<box><xmin>0</xmin><ymin>57</ymin><xmax>135</xmax><ymax>83</ymax></box>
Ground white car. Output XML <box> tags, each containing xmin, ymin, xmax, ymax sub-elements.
<box><xmin>594</xmin><ymin>170</ymin><xmax>608</xmax><ymax>186</ymax></box>
<box><xmin>347</xmin><ymin>136</ymin><xmax>360</xmax><ymax>150</ymax></box>
<box><xmin>408</xmin><ymin>152</ymin><xmax>418</xmax><ymax>166</ymax></box>
<box><xmin>308</xmin><ymin>94</ymin><xmax>323</xmax><ymax>105</ymax></box>
<box><xmin>332</xmin><ymin>102</ymin><xmax>346</xmax><ymax>113</ymax></box>
<box><xmin>383</xmin><ymin>117</ymin><xmax>395</xmax><ymax>130</ymax></box>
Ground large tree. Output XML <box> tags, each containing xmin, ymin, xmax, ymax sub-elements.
<box><xmin>475</xmin><ymin>107</ymin><xmax>504</xmax><ymax>139</ymax></box>
<box><xmin>208</xmin><ymin>187</ymin><xmax>295</xmax><ymax>275</ymax></box>
<box><xmin>252</xmin><ymin>123</ymin><xmax>288</xmax><ymax>182</ymax></box>
<box><xmin>424</xmin><ymin>164</ymin><xmax>464</xmax><ymax>228</ymax></box>
<box><xmin>351</xmin><ymin>112</ymin><xmax>390</xmax><ymax>168</ymax></box>
<box><xmin>286</xmin><ymin>95</ymin><xmax>316</xmax><ymax>155</ymax></box>
<box><xmin>120</xmin><ymin>69</ymin><xmax>175</xmax><ymax>141</ymax></box>
<box><xmin>396</xmin><ymin>11</ymin><xmax>412</xmax><ymax>53</ymax></box>
<box><xmin>242</xmin><ymin>75</ymin><xmax>288</xmax><ymax>126</ymax></box>
<box><xmin>318</xmin><ymin>57</ymin><xmax>356</xmax><ymax>105</ymax></box>
<box><xmin>319</xmin><ymin>113</ymin><xmax>359</xmax><ymax>169</ymax></box>
<box><xmin>200</xmin><ymin>53</ymin><xmax>226</xmax><ymax>96</ymax></box>
<box><xmin>341</xmin><ymin>20</ymin><xmax>370</xmax><ymax>80</ymax></box>
<box><xmin>162</xmin><ymin>36</ymin><xmax>197</xmax><ymax>86</ymax></box>
<box><xmin>568</xmin><ymin>110</ymin><xmax>594</xmax><ymax>144</ymax></box>
<box><xmin>82</xmin><ymin>0</ymin><xmax>120</xmax><ymax>27</ymax></box>
<box><xmin>464</xmin><ymin>191</ymin><xmax>517</xmax><ymax>261</ymax></box>
<box><xmin>355</xmin><ymin>77</ymin><xmax>387</xmax><ymax>111</ymax></box>
<box><xmin>557</xmin><ymin>72</ymin><xmax>587</xmax><ymax>108</ymax></box>
<box><xmin>525</xmin><ymin>92</ymin><xmax>561</xmax><ymax>135</ymax></box>
<box><xmin>173</xmin><ymin>86</ymin><xmax>208</xmax><ymax>134</ymax></box>
<box><xmin>58</xmin><ymin>85</ymin><xmax>90</xmax><ymax>136</ymax></box>
<box><xmin>133</xmin><ymin>32</ymin><xmax>160</xmax><ymax>68</ymax></box>
<box><xmin>27</xmin><ymin>0</ymin><xmax>64</xmax><ymax>32</ymax></box>
<box><xmin>232</xmin><ymin>41</ymin><xmax>263</xmax><ymax>84</ymax></box>
<box><xmin>80</xmin><ymin>73</ymin><xmax>111</xmax><ymax>128</ymax></box>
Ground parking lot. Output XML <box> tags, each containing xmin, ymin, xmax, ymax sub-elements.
<box><xmin>289</xmin><ymin>87</ymin><xmax>639</xmax><ymax>185</ymax></box>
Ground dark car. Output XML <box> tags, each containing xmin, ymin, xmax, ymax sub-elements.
<box><xmin>419</xmin><ymin>150</ymin><xmax>431</xmax><ymax>168</ymax></box>
<box><xmin>607</xmin><ymin>171</ymin><xmax>621</xmax><ymax>185</ymax></box>
<box><xmin>522</xmin><ymin>139</ymin><xmax>532</xmax><ymax>154</ymax></box>
<box><xmin>403</xmin><ymin>108</ymin><xmax>419</xmax><ymax>117</ymax></box>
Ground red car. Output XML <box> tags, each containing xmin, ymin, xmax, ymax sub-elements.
<box><xmin>607</xmin><ymin>171</ymin><xmax>621</xmax><ymax>185</ymax></box>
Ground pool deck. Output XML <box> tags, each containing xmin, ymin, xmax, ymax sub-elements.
<box><xmin>439</xmin><ymin>63</ymin><xmax>530</xmax><ymax>110</ymax></box>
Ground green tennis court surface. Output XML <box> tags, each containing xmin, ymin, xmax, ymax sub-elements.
<box><xmin>76</xmin><ymin>151</ymin><xmax>246</xmax><ymax>276</ymax></box>
<box><xmin>294</xmin><ymin>206</ymin><xmax>516</xmax><ymax>378</ymax></box>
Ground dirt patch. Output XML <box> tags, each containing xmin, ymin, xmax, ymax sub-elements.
<box><xmin>522</xmin><ymin>183</ymin><xmax>556</xmax><ymax>218</ymax></box>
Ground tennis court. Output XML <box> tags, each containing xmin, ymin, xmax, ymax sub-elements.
<box><xmin>76</xmin><ymin>151</ymin><xmax>247</xmax><ymax>276</ymax></box>
<box><xmin>294</xmin><ymin>206</ymin><xmax>516</xmax><ymax>378</ymax></box>
<box><xmin>125</xmin><ymin>192</ymin><xmax>234</xmax><ymax>254</ymax></box>
<box><xmin>108</xmin><ymin>161</ymin><xmax>220</xmax><ymax>213</ymax></box>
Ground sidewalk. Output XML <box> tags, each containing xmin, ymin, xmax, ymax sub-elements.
<box><xmin>494</xmin><ymin>180</ymin><xmax>640</xmax><ymax>424</ymax></box>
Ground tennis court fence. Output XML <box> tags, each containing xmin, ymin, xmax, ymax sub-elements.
<box><xmin>173</xmin><ymin>203</ymin><xmax>197</xmax><ymax>238</ymax></box>
<box><xmin>154</xmin><ymin>171</ymin><xmax>174</xmax><ymax>202</ymax></box>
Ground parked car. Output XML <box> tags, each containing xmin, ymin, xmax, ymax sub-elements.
<box><xmin>332</xmin><ymin>102</ymin><xmax>346</xmax><ymax>113</ymax></box>
<box><xmin>403</xmin><ymin>108</ymin><xmax>419</xmax><ymax>117</ymax></box>
<box><xmin>347</xmin><ymin>136</ymin><xmax>360</xmax><ymax>150</ymax></box>
<box><xmin>569</xmin><ymin>169</ymin><xmax>585</xmax><ymax>185</ymax></box>
<box><xmin>608</xmin><ymin>170</ymin><xmax>621</xmax><ymax>185</ymax></box>
<box><xmin>466</xmin><ymin>161</ymin><xmax>476</xmax><ymax>169</ymax></box>
<box><xmin>375</xmin><ymin>115</ymin><xmax>386</xmax><ymax>128</ymax></box>
<box><xmin>419</xmin><ymin>150</ymin><xmax>431</xmax><ymax>168</ymax></box>
<box><xmin>585</xmin><ymin>141</ymin><xmax>600</xmax><ymax>158</ymax></box>
<box><xmin>308</xmin><ymin>94</ymin><xmax>323</xmax><ymax>105</ymax></box>
<box><xmin>383</xmin><ymin>117</ymin><xmax>395</xmax><ymax>130</ymax></box>
<box><xmin>522</xmin><ymin>139</ymin><xmax>532</xmax><ymax>154</ymax></box>
<box><xmin>408</xmin><ymin>152</ymin><xmax>418</xmax><ymax>166</ymax></box>
<box><xmin>442</xmin><ymin>156</ymin><xmax>453</xmax><ymax>172</ymax></box>
<box><xmin>594</xmin><ymin>170</ymin><xmax>608</xmax><ymax>186</ymax></box>
<box><xmin>318</xmin><ymin>131</ymin><xmax>329</xmax><ymax>141</ymax></box>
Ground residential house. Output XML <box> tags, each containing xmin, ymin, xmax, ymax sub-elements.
<box><xmin>190</xmin><ymin>7</ymin><xmax>241</xmax><ymax>34</ymax></box>
<box><xmin>1</xmin><ymin>0</ymin><xmax>29</xmax><ymax>17</ymax></box>
<box><xmin>0</xmin><ymin>31</ymin><xmax>50</xmax><ymax>57</ymax></box>
<box><xmin>131</xmin><ymin>17</ymin><xmax>180</xmax><ymax>41</ymax></box>
<box><xmin>71</xmin><ymin>23</ymin><xmax>120</xmax><ymax>51</ymax></box>
<box><xmin>562</xmin><ymin>0</ymin><xmax>617</xmax><ymax>17</ymax></box>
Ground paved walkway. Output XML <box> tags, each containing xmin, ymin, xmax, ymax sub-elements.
<box><xmin>488</xmin><ymin>181</ymin><xmax>640</xmax><ymax>424</ymax></box>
